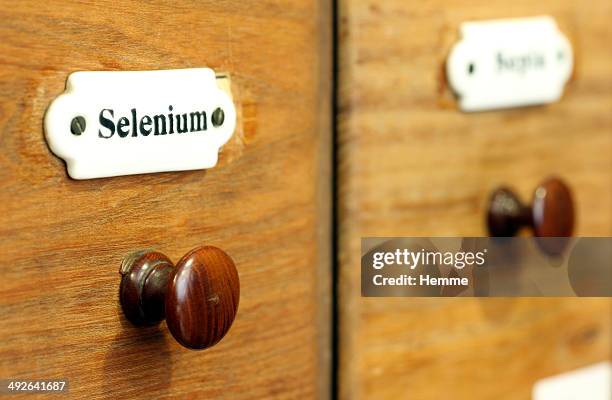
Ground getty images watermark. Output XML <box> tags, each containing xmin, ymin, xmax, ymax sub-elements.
<box><xmin>361</xmin><ymin>238</ymin><xmax>612</xmax><ymax>297</ymax></box>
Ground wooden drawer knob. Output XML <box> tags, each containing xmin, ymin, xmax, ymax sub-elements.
<box><xmin>119</xmin><ymin>246</ymin><xmax>239</xmax><ymax>350</ymax></box>
<box><xmin>487</xmin><ymin>177</ymin><xmax>574</xmax><ymax>254</ymax></box>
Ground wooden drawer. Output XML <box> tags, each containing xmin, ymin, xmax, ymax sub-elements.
<box><xmin>337</xmin><ymin>0</ymin><xmax>612</xmax><ymax>399</ymax></box>
<box><xmin>0</xmin><ymin>1</ymin><xmax>331</xmax><ymax>398</ymax></box>
<box><xmin>1</xmin><ymin>1</ymin><xmax>610</xmax><ymax>399</ymax></box>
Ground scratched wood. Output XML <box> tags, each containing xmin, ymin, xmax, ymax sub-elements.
<box><xmin>0</xmin><ymin>1</ymin><xmax>332</xmax><ymax>399</ymax></box>
<box><xmin>337</xmin><ymin>1</ymin><xmax>612</xmax><ymax>399</ymax></box>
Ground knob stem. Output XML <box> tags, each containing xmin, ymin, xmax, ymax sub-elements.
<box><xmin>487</xmin><ymin>187</ymin><xmax>532</xmax><ymax>236</ymax></box>
<box><xmin>119</xmin><ymin>250</ymin><xmax>174</xmax><ymax>326</ymax></box>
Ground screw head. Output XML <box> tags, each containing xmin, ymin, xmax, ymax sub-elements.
<box><xmin>70</xmin><ymin>116</ymin><xmax>86</xmax><ymax>135</ymax></box>
<box><xmin>211</xmin><ymin>108</ymin><xmax>225</xmax><ymax>128</ymax></box>
<box><xmin>467</xmin><ymin>63</ymin><xmax>476</xmax><ymax>75</ymax></box>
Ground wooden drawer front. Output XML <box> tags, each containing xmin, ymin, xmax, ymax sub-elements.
<box><xmin>0</xmin><ymin>1</ymin><xmax>331</xmax><ymax>398</ymax></box>
<box><xmin>338</xmin><ymin>1</ymin><xmax>612</xmax><ymax>399</ymax></box>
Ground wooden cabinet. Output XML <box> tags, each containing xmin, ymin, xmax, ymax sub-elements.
<box><xmin>337</xmin><ymin>1</ymin><xmax>612</xmax><ymax>399</ymax></box>
<box><xmin>0</xmin><ymin>1</ymin><xmax>332</xmax><ymax>398</ymax></box>
<box><xmin>1</xmin><ymin>1</ymin><xmax>610</xmax><ymax>399</ymax></box>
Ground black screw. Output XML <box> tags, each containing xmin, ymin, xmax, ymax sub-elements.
<box><xmin>467</xmin><ymin>63</ymin><xmax>476</xmax><ymax>75</ymax></box>
<box><xmin>557</xmin><ymin>50</ymin><xmax>564</xmax><ymax>61</ymax></box>
<box><xmin>211</xmin><ymin>108</ymin><xmax>225</xmax><ymax>128</ymax></box>
<box><xmin>70</xmin><ymin>116</ymin><xmax>86</xmax><ymax>136</ymax></box>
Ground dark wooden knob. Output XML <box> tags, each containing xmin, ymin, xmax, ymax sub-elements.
<box><xmin>487</xmin><ymin>177</ymin><xmax>575</xmax><ymax>255</ymax></box>
<box><xmin>119</xmin><ymin>246</ymin><xmax>239</xmax><ymax>350</ymax></box>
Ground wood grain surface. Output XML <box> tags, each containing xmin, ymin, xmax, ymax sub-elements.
<box><xmin>337</xmin><ymin>1</ymin><xmax>612</xmax><ymax>399</ymax></box>
<box><xmin>0</xmin><ymin>1</ymin><xmax>332</xmax><ymax>398</ymax></box>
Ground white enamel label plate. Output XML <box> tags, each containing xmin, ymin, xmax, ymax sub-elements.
<box><xmin>447</xmin><ymin>16</ymin><xmax>573</xmax><ymax>112</ymax></box>
<box><xmin>44</xmin><ymin>68</ymin><xmax>236</xmax><ymax>179</ymax></box>
<box><xmin>533</xmin><ymin>362</ymin><xmax>611</xmax><ymax>400</ymax></box>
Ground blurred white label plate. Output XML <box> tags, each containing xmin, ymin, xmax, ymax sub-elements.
<box><xmin>446</xmin><ymin>16</ymin><xmax>573</xmax><ymax>112</ymax></box>
<box><xmin>44</xmin><ymin>68</ymin><xmax>236</xmax><ymax>179</ymax></box>
<box><xmin>532</xmin><ymin>361</ymin><xmax>612</xmax><ymax>400</ymax></box>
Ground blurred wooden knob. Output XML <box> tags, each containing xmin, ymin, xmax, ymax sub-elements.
<box><xmin>120</xmin><ymin>245</ymin><xmax>239</xmax><ymax>350</ymax></box>
<box><xmin>487</xmin><ymin>177</ymin><xmax>574</xmax><ymax>255</ymax></box>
